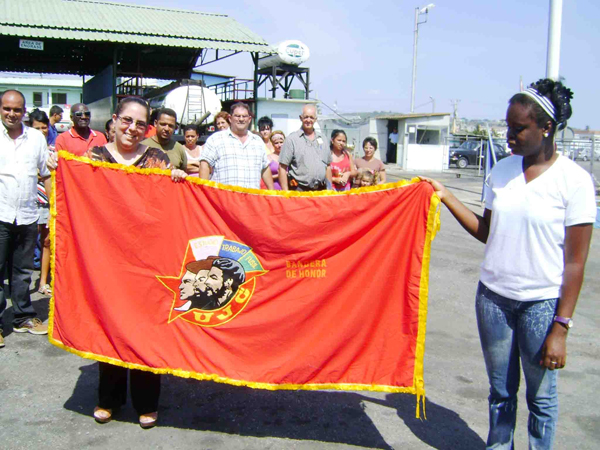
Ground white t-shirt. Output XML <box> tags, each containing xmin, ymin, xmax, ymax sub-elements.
<box><xmin>481</xmin><ymin>154</ymin><xmax>597</xmax><ymax>301</ymax></box>
<box><xmin>185</xmin><ymin>146</ymin><xmax>202</xmax><ymax>177</ymax></box>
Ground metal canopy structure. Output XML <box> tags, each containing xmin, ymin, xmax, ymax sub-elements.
<box><xmin>0</xmin><ymin>0</ymin><xmax>273</xmax><ymax>79</ymax></box>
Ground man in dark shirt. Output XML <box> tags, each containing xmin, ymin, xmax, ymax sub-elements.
<box><xmin>47</xmin><ymin>105</ymin><xmax>63</xmax><ymax>146</ymax></box>
<box><xmin>141</xmin><ymin>108</ymin><xmax>187</xmax><ymax>170</ymax></box>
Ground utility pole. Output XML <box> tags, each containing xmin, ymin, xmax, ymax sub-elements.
<box><xmin>410</xmin><ymin>4</ymin><xmax>435</xmax><ymax>113</ymax></box>
<box><xmin>546</xmin><ymin>0</ymin><xmax>563</xmax><ymax>80</ymax></box>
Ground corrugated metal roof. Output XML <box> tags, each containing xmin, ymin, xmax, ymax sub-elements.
<box><xmin>0</xmin><ymin>0</ymin><xmax>273</xmax><ymax>52</ymax></box>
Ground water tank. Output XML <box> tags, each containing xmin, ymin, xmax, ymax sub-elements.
<box><xmin>258</xmin><ymin>41</ymin><xmax>310</xmax><ymax>69</ymax></box>
<box><xmin>148</xmin><ymin>86</ymin><xmax>222</xmax><ymax>126</ymax></box>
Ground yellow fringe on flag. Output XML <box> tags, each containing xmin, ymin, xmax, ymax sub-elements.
<box><xmin>48</xmin><ymin>152</ymin><xmax>440</xmax><ymax>415</ymax></box>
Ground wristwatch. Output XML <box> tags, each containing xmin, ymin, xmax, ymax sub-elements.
<box><xmin>554</xmin><ymin>315</ymin><xmax>573</xmax><ymax>329</ymax></box>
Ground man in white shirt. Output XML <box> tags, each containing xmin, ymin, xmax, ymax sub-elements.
<box><xmin>200</xmin><ymin>103</ymin><xmax>274</xmax><ymax>189</ymax></box>
<box><xmin>0</xmin><ymin>90</ymin><xmax>51</xmax><ymax>346</ymax></box>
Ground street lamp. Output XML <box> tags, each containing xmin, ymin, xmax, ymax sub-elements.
<box><xmin>410</xmin><ymin>3</ymin><xmax>435</xmax><ymax>113</ymax></box>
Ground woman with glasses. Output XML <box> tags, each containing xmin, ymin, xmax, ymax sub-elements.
<box><xmin>48</xmin><ymin>97</ymin><xmax>186</xmax><ymax>428</ymax></box>
<box><xmin>87</xmin><ymin>97</ymin><xmax>185</xmax><ymax>428</ymax></box>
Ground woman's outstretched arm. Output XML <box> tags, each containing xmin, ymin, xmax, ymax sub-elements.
<box><xmin>419</xmin><ymin>177</ymin><xmax>491</xmax><ymax>244</ymax></box>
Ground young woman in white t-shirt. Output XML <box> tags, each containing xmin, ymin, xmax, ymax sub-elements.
<box><xmin>422</xmin><ymin>79</ymin><xmax>596</xmax><ymax>449</ymax></box>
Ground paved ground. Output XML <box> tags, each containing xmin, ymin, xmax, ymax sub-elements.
<box><xmin>1</xmin><ymin>168</ymin><xmax>598</xmax><ymax>449</ymax></box>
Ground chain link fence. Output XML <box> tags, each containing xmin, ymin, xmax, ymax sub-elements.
<box><xmin>444</xmin><ymin>136</ymin><xmax>599</xmax><ymax>191</ymax></box>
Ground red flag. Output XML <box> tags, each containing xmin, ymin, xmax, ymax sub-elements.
<box><xmin>49</xmin><ymin>152</ymin><xmax>440</xmax><ymax>416</ymax></box>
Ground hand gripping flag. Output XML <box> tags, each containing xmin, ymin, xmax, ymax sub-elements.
<box><xmin>49</xmin><ymin>153</ymin><xmax>440</xmax><ymax>416</ymax></box>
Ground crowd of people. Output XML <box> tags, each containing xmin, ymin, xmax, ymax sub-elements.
<box><xmin>0</xmin><ymin>77</ymin><xmax>596</xmax><ymax>446</ymax></box>
<box><xmin>1</xmin><ymin>92</ymin><xmax>387</xmax><ymax>428</ymax></box>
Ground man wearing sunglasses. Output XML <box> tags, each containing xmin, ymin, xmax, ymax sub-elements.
<box><xmin>55</xmin><ymin>103</ymin><xmax>107</xmax><ymax>156</ymax></box>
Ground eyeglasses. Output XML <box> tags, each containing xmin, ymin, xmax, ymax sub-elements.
<box><xmin>73</xmin><ymin>111</ymin><xmax>91</xmax><ymax>118</ymax></box>
<box><xmin>232</xmin><ymin>114</ymin><xmax>250</xmax><ymax>120</ymax></box>
<box><xmin>118</xmin><ymin>116</ymin><xmax>148</xmax><ymax>130</ymax></box>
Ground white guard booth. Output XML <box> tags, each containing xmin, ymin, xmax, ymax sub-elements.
<box><xmin>374</xmin><ymin>113</ymin><xmax>451</xmax><ymax>171</ymax></box>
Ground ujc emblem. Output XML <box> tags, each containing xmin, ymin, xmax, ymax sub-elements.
<box><xmin>158</xmin><ymin>236</ymin><xmax>267</xmax><ymax>327</ymax></box>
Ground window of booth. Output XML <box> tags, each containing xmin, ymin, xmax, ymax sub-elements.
<box><xmin>416</xmin><ymin>128</ymin><xmax>440</xmax><ymax>145</ymax></box>
<box><xmin>33</xmin><ymin>92</ymin><xmax>43</xmax><ymax>107</ymax></box>
<box><xmin>52</xmin><ymin>93</ymin><xmax>67</xmax><ymax>104</ymax></box>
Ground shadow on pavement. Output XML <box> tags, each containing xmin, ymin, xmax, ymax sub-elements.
<box><xmin>363</xmin><ymin>393</ymin><xmax>486</xmax><ymax>450</ymax></box>
<box><xmin>65</xmin><ymin>364</ymin><xmax>393</xmax><ymax>449</ymax></box>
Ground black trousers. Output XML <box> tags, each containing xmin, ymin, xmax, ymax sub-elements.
<box><xmin>0</xmin><ymin>220</ymin><xmax>38</xmax><ymax>328</ymax></box>
<box><xmin>98</xmin><ymin>363</ymin><xmax>161</xmax><ymax>415</ymax></box>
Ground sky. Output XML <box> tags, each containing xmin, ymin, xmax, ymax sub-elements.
<box><xmin>124</xmin><ymin>0</ymin><xmax>599</xmax><ymax>129</ymax></box>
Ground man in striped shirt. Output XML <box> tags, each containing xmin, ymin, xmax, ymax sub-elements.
<box><xmin>278</xmin><ymin>104</ymin><xmax>332</xmax><ymax>191</ymax></box>
<box><xmin>200</xmin><ymin>103</ymin><xmax>274</xmax><ymax>190</ymax></box>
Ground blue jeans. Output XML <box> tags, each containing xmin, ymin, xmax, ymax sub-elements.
<box><xmin>476</xmin><ymin>282</ymin><xmax>558</xmax><ymax>450</ymax></box>
<box><xmin>0</xmin><ymin>220</ymin><xmax>38</xmax><ymax>327</ymax></box>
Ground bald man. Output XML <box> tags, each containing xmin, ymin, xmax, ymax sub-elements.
<box><xmin>279</xmin><ymin>104</ymin><xmax>332</xmax><ymax>191</ymax></box>
<box><xmin>55</xmin><ymin>102</ymin><xmax>106</xmax><ymax>155</ymax></box>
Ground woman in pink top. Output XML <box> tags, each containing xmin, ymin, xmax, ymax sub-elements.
<box><xmin>260</xmin><ymin>130</ymin><xmax>285</xmax><ymax>190</ymax></box>
<box><xmin>329</xmin><ymin>130</ymin><xmax>357</xmax><ymax>191</ymax></box>
<box><xmin>354</xmin><ymin>137</ymin><xmax>386</xmax><ymax>184</ymax></box>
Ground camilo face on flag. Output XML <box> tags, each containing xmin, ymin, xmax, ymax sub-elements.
<box><xmin>49</xmin><ymin>153</ymin><xmax>439</xmax><ymax>415</ymax></box>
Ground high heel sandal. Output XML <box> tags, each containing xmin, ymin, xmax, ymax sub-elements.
<box><xmin>139</xmin><ymin>411</ymin><xmax>158</xmax><ymax>429</ymax></box>
<box><xmin>93</xmin><ymin>406</ymin><xmax>113</xmax><ymax>424</ymax></box>
<box><xmin>37</xmin><ymin>284</ymin><xmax>52</xmax><ymax>296</ymax></box>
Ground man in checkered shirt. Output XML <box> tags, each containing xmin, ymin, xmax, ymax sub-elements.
<box><xmin>200</xmin><ymin>103</ymin><xmax>274</xmax><ymax>190</ymax></box>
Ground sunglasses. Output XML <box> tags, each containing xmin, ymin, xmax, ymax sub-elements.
<box><xmin>73</xmin><ymin>111</ymin><xmax>91</xmax><ymax>118</ymax></box>
<box><xmin>118</xmin><ymin>115</ymin><xmax>148</xmax><ymax>130</ymax></box>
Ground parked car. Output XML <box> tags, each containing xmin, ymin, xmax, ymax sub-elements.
<box><xmin>449</xmin><ymin>140</ymin><xmax>510</xmax><ymax>169</ymax></box>
<box><xmin>574</xmin><ymin>147</ymin><xmax>600</xmax><ymax>161</ymax></box>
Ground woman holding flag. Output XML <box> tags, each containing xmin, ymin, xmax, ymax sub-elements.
<box><xmin>48</xmin><ymin>97</ymin><xmax>187</xmax><ymax>428</ymax></box>
<box><xmin>421</xmin><ymin>79</ymin><xmax>596</xmax><ymax>449</ymax></box>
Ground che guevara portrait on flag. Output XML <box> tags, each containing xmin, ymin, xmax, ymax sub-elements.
<box><xmin>175</xmin><ymin>257</ymin><xmax>246</xmax><ymax>312</ymax></box>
